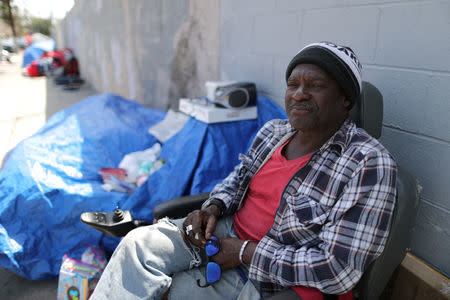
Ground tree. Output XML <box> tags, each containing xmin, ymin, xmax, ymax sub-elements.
<box><xmin>28</xmin><ymin>16</ymin><xmax>52</xmax><ymax>36</ymax></box>
<box><xmin>0</xmin><ymin>0</ymin><xmax>17</xmax><ymax>37</ymax></box>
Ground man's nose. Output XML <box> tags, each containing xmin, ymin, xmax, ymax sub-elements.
<box><xmin>292</xmin><ymin>85</ymin><xmax>310</xmax><ymax>101</ymax></box>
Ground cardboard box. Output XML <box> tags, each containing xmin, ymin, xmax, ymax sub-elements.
<box><xmin>57</xmin><ymin>253</ymin><xmax>104</xmax><ymax>300</ymax></box>
<box><xmin>179</xmin><ymin>98</ymin><xmax>257</xmax><ymax>124</ymax></box>
<box><xmin>57</xmin><ymin>269</ymin><xmax>98</xmax><ymax>300</ymax></box>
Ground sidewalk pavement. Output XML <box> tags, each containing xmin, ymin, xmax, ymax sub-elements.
<box><xmin>0</xmin><ymin>52</ymin><xmax>96</xmax><ymax>299</ymax></box>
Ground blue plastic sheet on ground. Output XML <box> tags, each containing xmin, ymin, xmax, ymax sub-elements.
<box><xmin>22</xmin><ymin>39</ymin><xmax>56</xmax><ymax>67</ymax></box>
<box><xmin>0</xmin><ymin>93</ymin><xmax>286</xmax><ymax>280</ymax></box>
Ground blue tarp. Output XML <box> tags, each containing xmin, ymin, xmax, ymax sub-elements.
<box><xmin>0</xmin><ymin>93</ymin><xmax>286</xmax><ymax>280</ymax></box>
<box><xmin>22</xmin><ymin>39</ymin><xmax>56</xmax><ymax>67</ymax></box>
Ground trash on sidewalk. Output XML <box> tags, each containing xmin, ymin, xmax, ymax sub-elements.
<box><xmin>57</xmin><ymin>245</ymin><xmax>107</xmax><ymax>300</ymax></box>
<box><xmin>118</xmin><ymin>143</ymin><xmax>162</xmax><ymax>183</ymax></box>
<box><xmin>99</xmin><ymin>143</ymin><xmax>166</xmax><ymax>193</ymax></box>
<box><xmin>118</xmin><ymin>143</ymin><xmax>164</xmax><ymax>187</ymax></box>
<box><xmin>23</xmin><ymin>47</ymin><xmax>84</xmax><ymax>92</ymax></box>
<box><xmin>63</xmin><ymin>81</ymin><xmax>85</xmax><ymax>91</ymax></box>
<box><xmin>54</xmin><ymin>74</ymin><xmax>85</xmax><ymax>91</ymax></box>
<box><xmin>98</xmin><ymin>168</ymin><xmax>135</xmax><ymax>193</ymax></box>
<box><xmin>54</xmin><ymin>74</ymin><xmax>84</xmax><ymax>85</ymax></box>
<box><xmin>135</xmin><ymin>158</ymin><xmax>165</xmax><ymax>187</ymax></box>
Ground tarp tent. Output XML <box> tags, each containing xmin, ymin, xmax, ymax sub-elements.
<box><xmin>30</xmin><ymin>33</ymin><xmax>52</xmax><ymax>44</ymax></box>
<box><xmin>0</xmin><ymin>93</ymin><xmax>286</xmax><ymax>280</ymax></box>
<box><xmin>22</xmin><ymin>39</ymin><xmax>56</xmax><ymax>67</ymax></box>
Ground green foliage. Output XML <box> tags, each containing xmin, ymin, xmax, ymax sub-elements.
<box><xmin>0</xmin><ymin>0</ymin><xmax>18</xmax><ymax>36</ymax></box>
<box><xmin>1</xmin><ymin>0</ymin><xmax>52</xmax><ymax>36</ymax></box>
<box><xmin>0</xmin><ymin>0</ymin><xmax>15</xmax><ymax>26</ymax></box>
<box><xmin>28</xmin><ymin>16</ymin><xmax>51</xmax><ymax>35</ymax></box>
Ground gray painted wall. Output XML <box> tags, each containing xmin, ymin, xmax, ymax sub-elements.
<box><xmin>59</xmin><ymin>0</ymin><xmax>220</xmax><ymax>110</ymax></box>
<box><xmin>220</xmin><ymin>0</ymin><xmax>450</xmax><ymax>276</ymax></box>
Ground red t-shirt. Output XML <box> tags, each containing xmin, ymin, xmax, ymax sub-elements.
<box><xmin>233</xmin><ymin>140</ymin><xmax>312</xmax><ymax>242</ymax></box>
<box><xmin>233</xmin><ymin>139</ymin><xmax>353</xmax><ymax>300</ymax></box>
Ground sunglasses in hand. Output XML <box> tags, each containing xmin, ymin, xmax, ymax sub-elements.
<box><xmin>197</xmin><ymin>236</ymin><xmax>221</xmax><ymax>287</ymax></box>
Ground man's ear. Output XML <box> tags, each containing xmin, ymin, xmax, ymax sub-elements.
<box><xmin>341</xmin><ymin>96</ymin><xmax>351</xmax><ymax>109</ymax></box>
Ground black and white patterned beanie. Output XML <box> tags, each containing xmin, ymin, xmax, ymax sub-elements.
<box><xmin>285</xmin><ymin>41</ymin><xmax>362</xmax><ymax>108</ymax></box>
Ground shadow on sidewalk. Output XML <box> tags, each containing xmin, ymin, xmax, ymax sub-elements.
<box><xmin>45</xmin><ymin>75</ymin><xmax>97</xmax><ymax>121</ymax></box>
<box><xmin>0</xmin><ymin>267</ymin><xmax>59</xmax><ymax>300</ymax></box>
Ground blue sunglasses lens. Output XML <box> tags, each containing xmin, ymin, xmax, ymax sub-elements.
<box><xmin>206</xmin><ymin>262</ymin><xmax>221</xmax><ymax>283</ymax></box>
<box><xmin>205</xmin><ymin>236</ymin><xmax>219</xmax><ymax>256</ymax></box>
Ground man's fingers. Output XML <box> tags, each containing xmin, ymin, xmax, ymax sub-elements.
<box><xmin>186</xmin><ymin>230</ymin><xmax>205</xmax><ymax>247</ymax></box>
<box><xmin>204</xmin><ymin>215</ymin><xmax>218</xmax><ymax>240</ymax></box>
<box><xmin>183</xmin><ymin>209</ymin><xmax>218</xmax><ymax>246</ymax></box>
<box><xmin>195</xmin><ymin>231</ymin><xmax>206</xmax><ymax>244</ymax></box>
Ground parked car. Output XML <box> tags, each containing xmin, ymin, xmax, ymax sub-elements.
<box><xmin>1</xmin><ymin>37</ymin><xmax>17</xmax><ymax>53</ymax></box>
<box><xmin>1</xmin><ymin>49</ymin><xmax>12</xmax><ymax>62</ymax></box>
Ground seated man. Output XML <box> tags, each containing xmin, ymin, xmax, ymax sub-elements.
<box><xmin>91</xmin><ymin>42</ymin><xmax>397</xmax><ymax>300</ymax></box>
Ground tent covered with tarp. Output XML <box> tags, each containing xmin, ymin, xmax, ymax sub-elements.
<box><xmin>0</xmin><ymin>93</ymin><xmax>286</xmax><ymax>280</ymax></box>
<box><xmin>22</xmin><ymin>39</ymin><xmax>56</xmax><ymax>67</ymax></box>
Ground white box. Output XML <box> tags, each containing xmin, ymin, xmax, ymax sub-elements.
<box><xmin>179</xmin><ymin>98</ymin><xmax>257</xmax><ymax>124</ymax></box>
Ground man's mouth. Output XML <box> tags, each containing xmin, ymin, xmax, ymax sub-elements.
<box><xmin>289</xmin><ymin>104</ymin><xmax>314</xmax><ymax>112</ymax></box>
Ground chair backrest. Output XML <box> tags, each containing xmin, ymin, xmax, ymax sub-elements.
<box><xmin>356</xmin><ymin>167</ymin><xmax>419</xmax><ymax>300</ymax></box>
<box><xmin>349</xmin><ymin>81</ymin><xmax>383</xmax><ymax>139</ymax></box>
<box><xmin>350</xmin><ymin>82</ymin><xmax>420</xmax><ymax>300</ymax></box>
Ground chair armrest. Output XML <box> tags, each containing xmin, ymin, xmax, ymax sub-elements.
<box><xmin>152</xmin><ymin>192</ymin><xmax>210</xmax><ymax>220</ymax></box>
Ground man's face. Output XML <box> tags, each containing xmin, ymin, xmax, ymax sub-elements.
<box><xmin>285</xmin><ymin>63</ymin><xmax>350</xmax><ymax>133</ymax></box>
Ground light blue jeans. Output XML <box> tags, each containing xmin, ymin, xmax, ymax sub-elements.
<box><xmin>90</xmin><ymin>216</ymin><xmax>261</xmax><ymax>300</ymax></box>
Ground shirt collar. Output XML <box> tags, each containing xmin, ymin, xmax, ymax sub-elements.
<box><xmin>318</xmin><ymin>118</ymin><xmax>356</xmax><ymax>155</ymax></box>
<box><xmin>282</xmin><ymin>118</ymin><xmax>356</xmax><ymax>155</ymax></box>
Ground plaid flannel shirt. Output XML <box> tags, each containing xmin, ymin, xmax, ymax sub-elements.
<box><xmin>203</xmin><ymin>118</ymin><xmax>397</xmax><ymax>295</ymax></box>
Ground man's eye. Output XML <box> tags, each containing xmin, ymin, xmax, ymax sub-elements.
<box><xmin>312</xmin><ymin>83</ymin><xmax>324</xmax><ymax>89</ymax></box>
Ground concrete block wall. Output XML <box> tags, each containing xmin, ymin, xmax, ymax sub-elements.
<box><xmin>59</xmin><ymin>0</ymin><xmax>220</xmax><ymax>110</ymax></box>
<box><xmin>220</xmin><ymin>0</ymin><xmax>450</xmax><ymax>277</ymax></box>
<box><xmin>60</xmin><ymin>0</ymin><xmax>188</xmax><ymax>109</ymax></box>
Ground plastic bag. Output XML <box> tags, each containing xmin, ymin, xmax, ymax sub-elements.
<box><xmin>118</xmin><ymin>143</ymin><xmax>162</xmax><ymax>183</ymax></box>
<box><xmin>135</xmin><ymin>158</ymin><xmax>166</xmax><ymax>187</ymax></box>
<box><xmin>98</xmin><ymin>168</ymin><xmax>136</xmax><ymax>193</ymax></box>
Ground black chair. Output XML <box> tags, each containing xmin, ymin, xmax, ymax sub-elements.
<box><xmin>82</xmin><ymin>82</ymin><xmax>420</xmax><ymax>299</ymax></box>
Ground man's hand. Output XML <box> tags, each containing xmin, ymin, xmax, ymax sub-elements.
<box><xmin>182</xmin><ymin>204</ymin><xmax>221</xmax><ymax>247</ymax></box>
<box><xmin>210</xmin><ymin>238</ymin><xmax>257</xmax><ymax>271</ymax></box>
